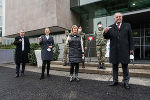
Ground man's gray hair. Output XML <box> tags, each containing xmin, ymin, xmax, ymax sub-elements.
<box><xmin>114</xmin><ymin>12</ymin><xmax>123</xmax><ymax>18</ymax></box>
<box><xmin>20</xmin><ymin>29</ymin><xmax>24</xmax><ymax>31</ymax></box>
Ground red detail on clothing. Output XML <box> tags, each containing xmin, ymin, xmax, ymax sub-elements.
<box><xmin>117</xmin><ymin>23</ymin><xmax>120</xmax><ymax>31</ymax></box>
<box><xmin>88</xmin><ymin>36</ymin><xmax>93</xmax><ymax>41</ymax></box>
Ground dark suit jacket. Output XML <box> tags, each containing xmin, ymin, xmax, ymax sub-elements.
<box><xmin>39</xmin><ymin>35</ymin><xmax>54</xmax><ymax>61</ymax></box>
<box><xmin>14</xmin><ymin>36</ymin><xmax>30</xmax><ymax>63</ymax></box>
<box><xmin>104</xmin><ymin>23</ymin><xmax>134</xmax><ymax>64</ymax></box>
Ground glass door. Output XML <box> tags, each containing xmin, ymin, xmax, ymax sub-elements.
<box><xmin>143</xmin><ymin>27</ymin><xmax>150</xmax><ymax>59</ymax></box>
<box><xmin>133</xmin><ymin>24</ymin><xmax>150</xmax><ymax>60</ymax></box>
<box><xmin>133</xmin><ymin>28</ymin><xmax>142</xmax><ymax>60</ymax></box>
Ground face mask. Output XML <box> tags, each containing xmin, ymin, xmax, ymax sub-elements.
<box><xmin>78</xmin><ymin>29</ymin><xmax>82</xmax><ymax>33</ymax></box>
<box><xmin>98</xmin><ymin>24</ymin><xmax>102</xmax><ymax>28</ymax></box>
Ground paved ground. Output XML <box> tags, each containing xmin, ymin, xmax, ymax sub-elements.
<box><xmin>0</xmin><ymin>64</ymin><xmax>150</xmax><ymax>100</ymax></box>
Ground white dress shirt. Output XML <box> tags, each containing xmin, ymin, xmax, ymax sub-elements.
<box><xmin>22</xmin><ymin>36</ymin><xmax>24</xmax><ymax>51</ymax></box>
<box><xmin>45</xmin><ymin>35</ymin><xmax>49</xmax><ymax>40</ymax></box>
<box><xmin>116</xmin><ymin>23</ymin><xmax>122</xmax><ymax>29</ymax></box>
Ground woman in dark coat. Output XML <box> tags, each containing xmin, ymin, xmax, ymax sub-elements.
<box><xmin>39</xmin><ymin>28</ymin><xmax>54</xmax><ymax>80</ymax></box>
<box><xmin>66</xmin><ymin>25</ymin><xmax>84</xmax><ymax>82</ymax></box>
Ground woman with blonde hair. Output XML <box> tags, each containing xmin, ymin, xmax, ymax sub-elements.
<box><xmin>39</xmin><ymin>27</ymin><xmax>54</xmax><ymax>80</ymax></box>
<box><xmin>66</xmin><ymin>25</ymin><xmax>84</xmax><ymax>82</ymax></box>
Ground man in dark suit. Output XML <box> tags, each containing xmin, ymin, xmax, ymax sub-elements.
<box><xmin>104</xmin><ymin>13</ymin><xmax>134</xmax><ymax>89</ymax></box>
<box><xmin>14</xmin><ymin>30</ymin><xmax>30</xmax><ymax>77</ymax></box>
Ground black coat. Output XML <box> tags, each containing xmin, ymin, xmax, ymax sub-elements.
<box><xmin>14</xmin><ymin>36</ymin><xmax>30</xmax><ymax>63</ymax></box>
<box><xmin>68</xmin><ymin>34</ymin><xmax>82</xmax><ymax>63</ymax></box>
<box><xmin>104</xmin><ymin>23</ymin><xmax>134</xmax><ymax>64</ymax></box>
<box><xmin>40</xmin><ymin>35</ymin><xmax>54</xmax><ymax>61</ymax></box>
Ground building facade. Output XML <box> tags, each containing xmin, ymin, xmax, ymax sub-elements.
<box><xmin>0</xmin><ymin>0</ymin><xmax>2</xmax><ymax>43</ymax></box>
<box><xmin>2</xmin><ymin>0</ymin><xmax>150</xmax><ymax>60</ymax></box>
<box><xmin>2</xmin><ymin>0</ymin><xmax>80</xmax><ymax>58</ymax></box>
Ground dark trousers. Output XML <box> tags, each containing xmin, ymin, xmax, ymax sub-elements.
<box><xmin>82</xmin><ymin>56</ymin><xmax>85</xmax><ymax>64</ymax></box>
<box><xmin>82</xmin><ymin>51</ymin><xmax>86</xmax><ymax>65</ymax></box>
<box><xmin>70</xmin><ymin>63</ymin><xmax>79</xmax><ymax>75</ymax></box>
<box><xmin>16</xmin><ymin>51</ymin><xmax>26</xmax><ymax>74</ymax></box>
<box><xmin>16</xmin><ymin>62</ymin><xmax>25</xmax><ymax>74</ymax></box>
<box><xmin>112</xmin><ymin>64</ymin><xmax>130</xmax><ymax>83</ymax></box>
<box><xmin>41</xmin><ymin>60</ymin><xmax>50</xmax><ymax>76</ymax></box>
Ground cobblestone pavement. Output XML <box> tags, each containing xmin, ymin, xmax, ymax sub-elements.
<box><xmin>0</xmin><ymin>64</ymin><xmax>150</xmax><ymax>100</ymax></box>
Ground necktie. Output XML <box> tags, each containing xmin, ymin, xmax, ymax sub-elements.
<box><xmin>117</xmin><ymin>23</ymin><xmax>120</xmax><ymax>32</ymax></box>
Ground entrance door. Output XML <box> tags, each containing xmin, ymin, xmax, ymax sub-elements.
<box><xmin>124</xmin><ymin>10</ymin><xmax>150</xmax><ymax>60</ymax></box>
<box><xmin>143</xmin><ymin>27</ymin><xmax>150</xmax><ymax>59</ymax></box>
<box><xmin>133</xmin><ymin>24</ymin><xmax>150</xmax><ymax>60</ymax></box>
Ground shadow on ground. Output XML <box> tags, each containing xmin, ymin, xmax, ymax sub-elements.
<box><xmin>0</xmin><ymin>66</ymin><xmax>150</xmax><ymax>100</ymax></box>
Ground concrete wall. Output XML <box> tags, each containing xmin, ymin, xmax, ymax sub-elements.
<box><xmin>0</xmin><ymin>5</ymin><xmax>2</xmax><ymax>16</ymax></box>
<box><xmin>56</xmin><ymin>0</ymin><xmax>80</xmax><ymax>30</ymax></box>
<box><xmin>4</xmin><ymin>0</ymin><xmax>57</xmax><ymax>36</ymax></box>
<box><xmin>2</xmin><ymin>0</ymin><xmax>5</xmax><ymax>37</ymax></box>
<box><xmin>4</xmin><ymin>0</ymin><xmax>79</xmax><ymax>37</ymax></box>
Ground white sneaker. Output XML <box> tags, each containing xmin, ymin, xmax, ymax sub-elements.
<box><xmin>70</xmin><ymin>75</ymin><xmax>74</xmax><ymax>82</ymax></box>
<box><xmin>75</xmin><ymin>76</ymin><xmax>80</xmax><ymax>82</ymax></box>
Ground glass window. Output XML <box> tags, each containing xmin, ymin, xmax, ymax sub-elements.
<box><xmin>80</xmin><ymin>0</ymin><xmax>100</xmax><ymax>6</ymax></box>
<box><xmin>0</xmin><ymin>16</ymin><xmax>2</xmax><ymax>26</ymax></box>
<box><xmin>0</xmin><ymin>0</ymin><xmax>2</xmax><ymax>5</ymax></box>
<box><xmin>0</xmin><ymin>27</ymin><xmax>2</xmax><ymax>37</ymax></box>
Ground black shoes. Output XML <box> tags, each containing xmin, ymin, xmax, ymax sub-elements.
<box><xmin>47</xmin><ymin>74</ymin><xmax>50</xmax><ymax>77</ymax></box>
<box><xmin>109</xmin><ymin>82</ymin><xmax>118</xmax><ymax>86</ymax></box>
<box><xmin>63</xmin><ymin>62</ymin><xmax>67</xmax><ymax>66</ymax></box>
<box><xmin>109</xmin><ymin>82</ymin><xmax>130</xmax><ymax>89</ymax></box>
<box><xmin>40</xmin><ymin>75</ymin><xmax>45</xmax><ymax>80</ymax></box>
<box><xmin>100</xmin><ymin>63</ymin><xmax>104</xmax><ymax>69</ymax></box>
<box><xmin>40</xmin><ymin>73</ymin><xmax>50</xmax><ymax>80</ymax></box>
<box><xmin>98</xmin><ymin>63</ymin><xmax>104</xmax><ymax>69</ymax></box>
<box><xmin>97</xmin><ymin>63</ymin><xmax>101</xmax><ymax>69</ymax></box>
<box><xmin>15</xmin><ymin>74</ymin><xmax>19</xmax><ymax>78</ymax></box>
<box><xmin>40</xmin><ymin>76</ymin><xmax>45</xmax><ymax>80</ymax></box>
<box><xmin>124</xmin><ymin>83</ymin><xmax>130</xmax><ymax>89</ymax></box>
